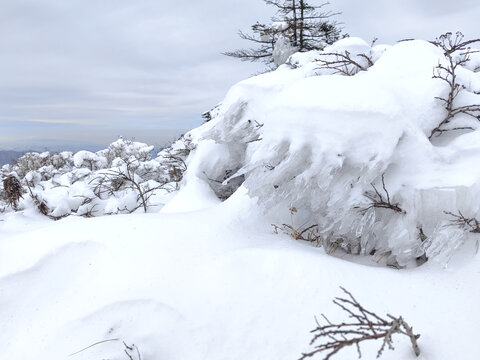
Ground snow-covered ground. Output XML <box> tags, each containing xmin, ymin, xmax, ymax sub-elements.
<box><xmin>1</xmin><ymin>187</ymin><xmax>479</xmax><ymax>360</ymax></box>
<box><xmin>2</xmin><ymin>35</ymin><xmax>480</xmax><ymax>359</ymax></box>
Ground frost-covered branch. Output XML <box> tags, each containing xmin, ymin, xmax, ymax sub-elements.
<box><xmin>160</xmin><ymin>136</ymin><xmax>194</xmax><ymax>184</ymax></box>
<box><xmin>299</xmin><ymin>287</ymin><xmax>420</xmax><ymax>359</ymax></box>
<box><xmin>315</xmin><ymin>38</ymin><xmax>376</xmax><ymax>76</ymax></box>
<box><xmin>272</xmin><ymin>207</ymin><xmax>321</xmax><ymax>244</ymax></box>
<box><xmin>315</xmin><ymin>50</ymin><xmax>372</xmax><ymax>76</ymax></box>
<box><xmin>25</xmin><ymin>182</ymin><xmax>67</xmax><ymax>220</ymax></box>
<box><xmin>430</xmin><ymin>32</ymin><xmax>480</xmax><ymax>138</ymax></box>
<box><xmin>360</xmin><ymin>175</ymin><xmax>404</xmax><ymax>214</ymax></box>
<box><xmin>444</xmin><ymin>210</ymin><xmax>480</xmax><ymax>233</ymax></box>
<box><xmin>92</xmin><ymin>158</ymin><xmax>165</xmax><ymax>213</ymax></box>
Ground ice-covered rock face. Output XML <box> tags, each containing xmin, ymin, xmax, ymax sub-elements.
<box><xmin>185</xmin><ymin>38</ymin><xmax>480</xmax><ymax>266</ymax></box>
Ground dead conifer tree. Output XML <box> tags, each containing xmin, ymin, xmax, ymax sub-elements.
<box><xmin>2</xmin><ymin>175</ymin><xmax>23</xmax><ymax>210</ymax></box>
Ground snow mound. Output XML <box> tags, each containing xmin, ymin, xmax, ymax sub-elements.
<box><xmin>182</xmin><ymin>38</ymin><xmax>480</xmax><ymax>266</ymax></box>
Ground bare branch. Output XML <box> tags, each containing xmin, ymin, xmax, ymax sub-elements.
<box><xmin>444</xmin><ymin>210</ymin><xmax>480</xmax><ymax>233</ymax></box>
<box><xmin>359</xmin><ymin>174</ymin><xmax>405</xmax><ymax>214</ymax></box>
<box><xmin>430</xmin><ymin>32</ymin><xmax>480</xmax><ymax>138</ymax></box>
<box><xmin>315</xmin><ymin>50</ymin><xmax>372</xmax><ymax>76</ymax></box>
<box><xmin>299</xmin><ymin>287</ymin><xmax>421</xmax><ymax>359</ymax></box>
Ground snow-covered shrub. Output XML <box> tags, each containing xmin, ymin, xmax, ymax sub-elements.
<box><xmin>0</xmin><ymin>138</ymin><xmax>181</xmax><ymax>219</ymax></box>
<box><xmin>14</xmin><ymin>151</ymin><xmax>51</xmax><ymax>177</ymax></box>
<box><xmin>90</xmin><ymin>157</ymin><xmax>167</xmax><ymax>213</ymax></box>
<box><xmin>158</xmin><ymin>135</ymin><xmax>196</xmax><ymax>186</ymax></box>
<box><xmin>50</xmin><ymin>151</ymin><xmax>73</xmax><ymax>169</ymax></box>
<box><xmin>182</xmin><ymin>36</ymin><xmax>480</xmax><ymax>266</ymax></box>
<box><xmin>429</xmin><ymin>32</ymin><xmax>480</xmax><ymax>139</ymax></box>
<box><xmin>286</xmin><ymin>37</ymin><xmax>388</xmax><ymax>76</ymax></box>
<box><xmin>24</xmin><ymin>170</ymin><xmax>42</xmax><ymax>187</ymax></box>
<box><xmin>98</xmin><ymin>138</ymin><xmax>154</xmax><ymax>166</ymax></box>
<box><xmin>73</xmin><ymin>151</ymin><xmax>107</xmax><ymax>171</ymax></box>
<box><xmin>313</xmin><ymin>37</ymin><xmax>377</xmax><ymax>75</ymax></box>
<box><xmin>10</xmin><ymin>151</ymin><xmax>73</xmax><ymax>183</ymax></box>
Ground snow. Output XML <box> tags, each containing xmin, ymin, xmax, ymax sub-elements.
<box><xmin>186</xmin><ymin>38</ymin><xmax>480</xmax><ymax>266</ymax></box>
<box><xmin>1</xmin><ymin>189</ymin><xmax>479</xmax><ymax>360</ymax></box>
<box><xmin>273</xmin><ymin>35</ymin><xmax>297</xmax><ymax>67</ymax></box>
<box><xmin>2</xmin><ymin>37</ymin><xmax>480</xmax><ymax>360</ymax></box>
<box><xmin>160</xmin><ymin>177</ymin><xmax>220</xmax><ymax>213</ymax></box>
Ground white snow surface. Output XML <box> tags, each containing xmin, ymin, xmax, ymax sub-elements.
<box><xmin>2</xmin><ymin>38</ymin><xmax>480</xmax><ymax>360</ymax></box>
<box><xmin>1</xmin><ymin>188</ymin><xmax>479</xmax><ymax>360</ymax></box>
<box><xmin>273</xmin><ymin>35</ymin><xmax>297</xmax><ymax>67</ymax></box>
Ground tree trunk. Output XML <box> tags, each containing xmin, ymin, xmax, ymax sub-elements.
<box><xmin>291</xmin><ymin>0</ymin><xmax>298</xmax><ymax>46</ymax></box>
<box><xmin>299</xmin><ymin>0</ymin><xmax>305</xmax><ymax>50</ymax></box>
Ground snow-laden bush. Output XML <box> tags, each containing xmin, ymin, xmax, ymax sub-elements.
<box><xmin>73</xmin><ymin>151</ymin><xmax>107</xmax><ymax>171</ymax></box>
<box><xmin>14</xmin><ymin>151</ymin><xmax>52</xmax><ymax>177</ymax></box>
<box><xmin>51</xmin><ymin>151</ymin><xmax>73</xmax><ymax>169</ymax></box>
<box><xmin>0</xmin><ymin>138</ymin><xmax>191</xmax><ymax>219</ymax></box>
<box><xmin>12</xmin><ymin>151</ymin><xmax>73</xmax><ymax>181</ymax></box>
<box><xmin>183</xmin><ymin>36</ymin><xmax>480</xmax><ymax>266</ymax></box>
<box><xmin>98</xmin><ymin>138</ymin><xmax>154</xmax><ymax>166</ymax></box>
<box><xmin>287</xmin><ymin>37</ymin><xmax>390</xmax><ymax>76</ymax></box>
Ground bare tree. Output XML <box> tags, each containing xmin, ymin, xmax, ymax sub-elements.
<box><xmin>430</xmin><ymin>32</ymin><xmax>480</xmax><ymax>139</ymax></box>
<box><xmin>300</xmin><ymin>287</ymin><xmax>421</xmax><ymax>359</ymax></box>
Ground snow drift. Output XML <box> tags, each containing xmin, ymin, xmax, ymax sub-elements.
<box><xmin>182</xmin><ymin>36</ymin><xmax>480</xmax><ymax>266</ymax></box>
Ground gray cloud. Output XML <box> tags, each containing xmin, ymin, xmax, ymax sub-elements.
<box><xmin>1</xmin><ymin>0</ymin><xmax>479</xmax><ymax>150</ymax></box>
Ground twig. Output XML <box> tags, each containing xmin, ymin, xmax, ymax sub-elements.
<box><xmin>360</xmin><ymin>174</ymin><xmax>405</xmax><ymax>214</ymax></box>
<box><xmin>315</xmin><ymin>48</ymin><xmax>374</xmax><ymax>76</ymax></box>
<box><xmin>444</xmin><ymin>210</ymin><xmax>480</xmax><ymax>233</ymax></box>
<box><xmin>69</xmin><ymin>338</ymin><xmax>119</xmax><ymax>356</ymax></box>
<box><xmin>299</xmin><ymin>287</ymin><xmax>420</xmax><ymax>359</ymax></box>
<box><xmin>430</xmin><ymin>32</ymin><xmax>480</xmax><ymax>138</ymax></box>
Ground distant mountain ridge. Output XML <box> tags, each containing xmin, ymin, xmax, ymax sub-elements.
<box><xmin>0</xmin><ymin>144</ymin><xmax>106</xmax><ymax>167</ymax></box>
<box><xmin>0</xmin><ymin>150</ymin><xmax>26</xmax><ymax>167</ymax></box>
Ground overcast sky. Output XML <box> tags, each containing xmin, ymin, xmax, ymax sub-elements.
<box><xmin>1</xmin><ymin>0</ymin><xmax>479</xmax><ymax>151</ymax></box>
